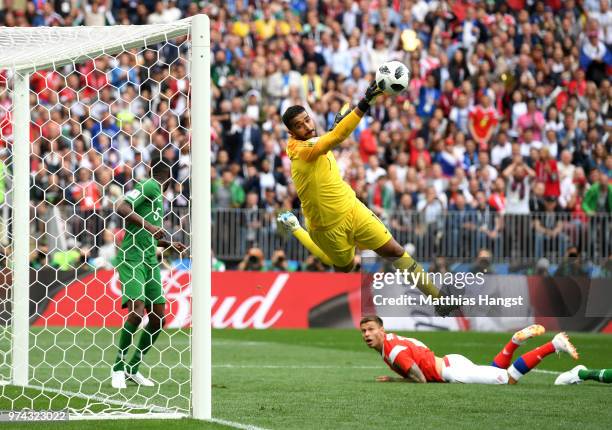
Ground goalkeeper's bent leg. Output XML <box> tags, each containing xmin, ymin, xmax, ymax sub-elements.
<box><xmin>293</xmin><ymin>227</ymin><xmax>334</xmax><ymax>267</ymax></box>
<box><xmin>392</xmin><ymin>252</ymin><xmax>441</xmax><ymax>298</ymax></box>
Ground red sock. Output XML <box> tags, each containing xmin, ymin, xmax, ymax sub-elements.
<box><xmin>520</xmin><ymin>341</ymin><xmax>556</xmax><ymax>368</ymax></box>
<box><xmin>509</xmin><ymin>341</ymin><xmax>556</xmax><ymax>379</ymax></box>
<box><xmin>491</xmin><ymin>339</ymin><xmax>521</xmax><ymax>369</ymax></box>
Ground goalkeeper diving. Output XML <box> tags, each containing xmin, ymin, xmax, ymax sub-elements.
<box><xmin>278</xmin><ymin>80</ymin><xmax>448</xmax><ymax>311</ymax></box>
<box><xmin>111</xmin><ymin>151</ymin><xmax>187</xmax><ymax>389</ymax></box>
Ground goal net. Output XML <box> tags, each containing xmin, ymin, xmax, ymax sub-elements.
<box><xmin>0</xmin><ymin>16</ymin><xmax>211</xmax><ymax>420</ymax></box>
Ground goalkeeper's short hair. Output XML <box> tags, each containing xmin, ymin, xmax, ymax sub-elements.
<box><xmin>282</xmin><ymin>105</ymin><xmax>306</xmax><ymax>129</ymax></box>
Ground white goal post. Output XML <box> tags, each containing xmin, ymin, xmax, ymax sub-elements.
<box><xmin>0</xmin><ymin>15</ymin><xmax>211</xmax><ymax>420</ymax></box>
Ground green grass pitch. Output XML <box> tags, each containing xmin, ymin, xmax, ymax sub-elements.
<box><xmin>0</xmin><ymin>328</ymin><xmax>610</xmax><ymax>429</ymax></box>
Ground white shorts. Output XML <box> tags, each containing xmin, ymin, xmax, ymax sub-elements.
<box><xmin>441</xmin><ymin>354</ymin><xmax>509</xmax><ymax>385</ymax></box>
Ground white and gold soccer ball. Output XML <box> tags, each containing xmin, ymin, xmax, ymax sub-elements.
<box><xmin>375</xmin><ymin>60</ymin><xmax>410</xmax><ymax>95</ymax></box>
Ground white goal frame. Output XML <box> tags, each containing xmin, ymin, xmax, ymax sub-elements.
<box><xmin>1</xmin><ymin>15</ymin><xmax>211</xmax><ymax>420</ymax></box>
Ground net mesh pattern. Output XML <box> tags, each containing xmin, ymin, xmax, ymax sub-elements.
<box><xmin>0</xmin><ymin>24</ymin><xmax>193</xmax><ymax>418</ymax></box>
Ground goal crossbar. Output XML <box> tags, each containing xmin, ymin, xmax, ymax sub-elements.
<box><xmin>0</xmin><ymin>19</ymin><xmax>192</xmax><ymax>73</ymax></box>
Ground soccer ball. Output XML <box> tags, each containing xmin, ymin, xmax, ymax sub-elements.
<box><xmin>375</xmin><ymin>61</ymin><xmax>410</xmax><ymax>95</ymax></box>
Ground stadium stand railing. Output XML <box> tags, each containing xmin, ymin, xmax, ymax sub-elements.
<box><xmin>24</xmin><ymin>205</ymin><xmax>611</xmax><ymax>266</ymax></box>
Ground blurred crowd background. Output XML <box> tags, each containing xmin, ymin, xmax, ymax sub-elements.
<box><xmin>0</xmin><ymin>0</ymin><xmax>610</xmax><ymax>273</ymax></box>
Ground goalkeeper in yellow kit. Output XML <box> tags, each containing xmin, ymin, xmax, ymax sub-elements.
<box><xmin>278</xmin><ymin>81</ymin><xmax>448</xmax><ymax>312</ymax></box>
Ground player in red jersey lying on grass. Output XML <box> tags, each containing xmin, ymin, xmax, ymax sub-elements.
<box><xmin>360</xmin><ymin>315</ymin><xmax>578</xmax><ymax>384</ymax></box>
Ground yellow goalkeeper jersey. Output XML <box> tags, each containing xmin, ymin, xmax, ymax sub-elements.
<box><xmin>287</xmin><ymin>110</ymin><xmax>362</xmax><ymax>230</ymax></box>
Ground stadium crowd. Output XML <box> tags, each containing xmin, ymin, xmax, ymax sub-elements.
<box><xmin>0</xmin><ymin>0</ymin><xmax>611</xmax><ymax>270</ymax></box>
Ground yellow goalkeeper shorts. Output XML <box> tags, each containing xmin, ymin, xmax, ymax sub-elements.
<box><xmin>309</xmin><ymin>199</ymin><xmax>392</xmax><ymax>268</ymax></box>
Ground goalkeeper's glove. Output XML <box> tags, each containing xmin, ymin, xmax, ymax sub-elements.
<box><xmin>358</xmin><ymin>79</ymin><xmax>384</xmax><ymax>113</ymax></box>
<box><xmin>330</xmin><ymin>102</ymin><xmax>351</xmax><ymax>131</ymax></box>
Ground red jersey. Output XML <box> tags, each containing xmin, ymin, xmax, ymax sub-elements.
<box><xmin>381</xmin><ymin>333</ymin><xmax>443</xmax><ymax>382</ymax></box>
<box><xmin>535</xmin><ymin>159</ymin><xmax>560</xmax><ymax>197</ymax></box>
<box><xmin>469</xmin><ymin>105</ymin><xmax>498</xmax><ymax>141</ymax></box>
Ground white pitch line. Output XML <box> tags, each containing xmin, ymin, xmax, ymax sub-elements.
<box><xmin>532</xmin><ymin>369</ymin><xmax>562</xmax><ymax>375</ymax></box>
<box><xmin>214</xmin><ymin>364</ymin><xmax>381</xmax><ymax>369</ymax></box>
<box><xmin>22</xmin><ymin>364</ymin><xmax>566</xmax><ymax>373</ymax></box>
<box><xmin>210</xmin><ymin>417</ymin><xmax>270</xmax><ymax>430</ymax></box>
<box><xmin>216</xmin><ymin>365</ymin><xmax>563</xmax><ymax>375</ymax></box>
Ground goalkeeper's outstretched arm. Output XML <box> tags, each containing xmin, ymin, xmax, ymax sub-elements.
<box><xmin>297</xmin><ymin>80</ymin><xmax>383</xmax><ymax>162</ymax></box>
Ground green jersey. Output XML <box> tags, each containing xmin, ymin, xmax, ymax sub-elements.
<box><xmin>116</xmin><ymin>178</ymin><xmax>163</xmax><ymax>264</ymax></box>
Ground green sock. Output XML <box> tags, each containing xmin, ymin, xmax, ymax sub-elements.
<box><xmin>113</xmin><ymin>321</ymin><xmax>138</xmax><ymax>372</ymax></box>
<box><xmin>578</xmin><ymin>368</ymin><xmax>612</xmax><ymax>383</ymax></box>
<box><xmin>126</xmin><ymin>324</ymin><xmax>162</xmax><ymax>374</ymax></box>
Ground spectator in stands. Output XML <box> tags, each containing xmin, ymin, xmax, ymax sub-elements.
<box><xmin>302</xmin><ymin>255</ymin><xmax>327</xmax><ymax>272</ymax></box>
<box><xmin>473</xmin><ymin>190</ymin><xmax>502</xmax><ymax>256</ymax></box>
<box><xmin>417</xmin><ymin>186</ymin><xmax>445</xmax><ymax>254</ymax></box>
<box><xmin>448</xmin><ymin>193</ymin><xmax>476</xmax><ymax>258</ymax></box>
<box><xmin>580</xmin><ymin>25</ymin><xmax>611</xmax><ymax>84</ymax></box>
<box><xmin>212</xmin><ymin>168</ymin><xmax>245</xmax><ymax>209</ymax></box>
<box><xmin>535</xmin><ymin>148</ymin><xmax>561</xmax><ymax>198</ymax></box>
<box><xmin>91</xmin><ymin>229</ymin><xmax>116</xmax><ymax>270</ymax></box>
<box><xmin>1</xmin><ymin>0</ymin><xmax>610</xmax><ymax>268</ymax></box>
<box><xmin>391</xmin><ymin>193</ymin><xmax>416</xmax><ymax>245</ymax></box>
<box><xmin>417</xmin><ymin>74</ymin><xmax>440</xmax><ymax>118</ymax></box>
<box><xmin>243</xmin><ymin>191</ymin><xmax>262</xmax><ymax>252</ymax></box>
<box><xmin>557</xmin><ymin>150</ymin><xmax>576</xmax><ymax>182</ymax></box>
<box><xmin>530</xmin><ymin>181</ymin><xmax>547</xmax><ymax>213</ymax></box>
<box><xmin>70</xmin><ymin>168</ymin><xmax>103</xmax><ymax>250</ymax></box>
<box><xmin>238</xmin><ymin>247</ymin><xmax>265</xmax><ymax>271</ymax></box>
<box><xmin>504</xmin><ymin>158</ymin><xmax>535</xmax><ymax>215</ymax></box>
<box><xmin>268</xmin><ymin>59</ymin><xmax>303</xmax><ymax>106</ymax></box>
<box><xmin>517</xmin><ymin>98</ymin><xmax>545</xmax><ymax>143</ymax></box>
<box><xmin>490</xmin><ymin>131</ymin><xmax>512</xmax><ymax>168</ymax></box>
<box><xmin>449</xmin><ymin>93</ymin><xmax>470</xmax><ymax>134</ymax></box>
<box><xmin>267</xmin><ymin>249</ymin><xmax>291</xmax><ymax>272</ymax></box>
<box><xmin>583</xmin><ymin>170</ymin><xmax>611</xmax><ymax>215</ymax></box>
<box><xmin>554</xmin><ymin>246</ymin><xmax>589</xmax><ymax>277</ymax></box>
<box><xmin>468</xmin><ymin>94</ymin><xmax>499</xmax><ymax>151</ymax></box>
<box><xmin>470</xmin><ymin>248</ymin><xmax>494</xmax><ymax>274</ymax></box>
<box><xmin>534</xmin><ymin>196</ymin><xmax>568</xmax><ymax>259</ymax></box>
<box><xmin>368</xmin><ymin>174</ymin><xmax>395</xmax><ymax>219</ymax></box>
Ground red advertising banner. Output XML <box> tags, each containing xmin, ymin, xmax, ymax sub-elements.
<box><xmin>34</xmin><ymin>270</ymin><xmax>362</xmax><ymax>329</ymax></box>
<box><xmin>31</xmin><ymin>270</ymin><xmax>612</xmax><ymax>332</ymax></box>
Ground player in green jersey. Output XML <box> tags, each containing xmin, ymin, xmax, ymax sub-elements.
<box><xmin>111</xmin><ymin>151</ymin><xmax>187</xmax><ymax>389</ymax></box>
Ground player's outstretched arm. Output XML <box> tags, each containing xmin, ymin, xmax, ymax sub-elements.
<box><xmin>116</xmin><ymin>199</ymin><xmax>165</xmax><ymax>240</ymax></box>
<box><xmin>303</xmin><ymin>80</ymin><xmax>383</xmax><ymax>161</ymax></box>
